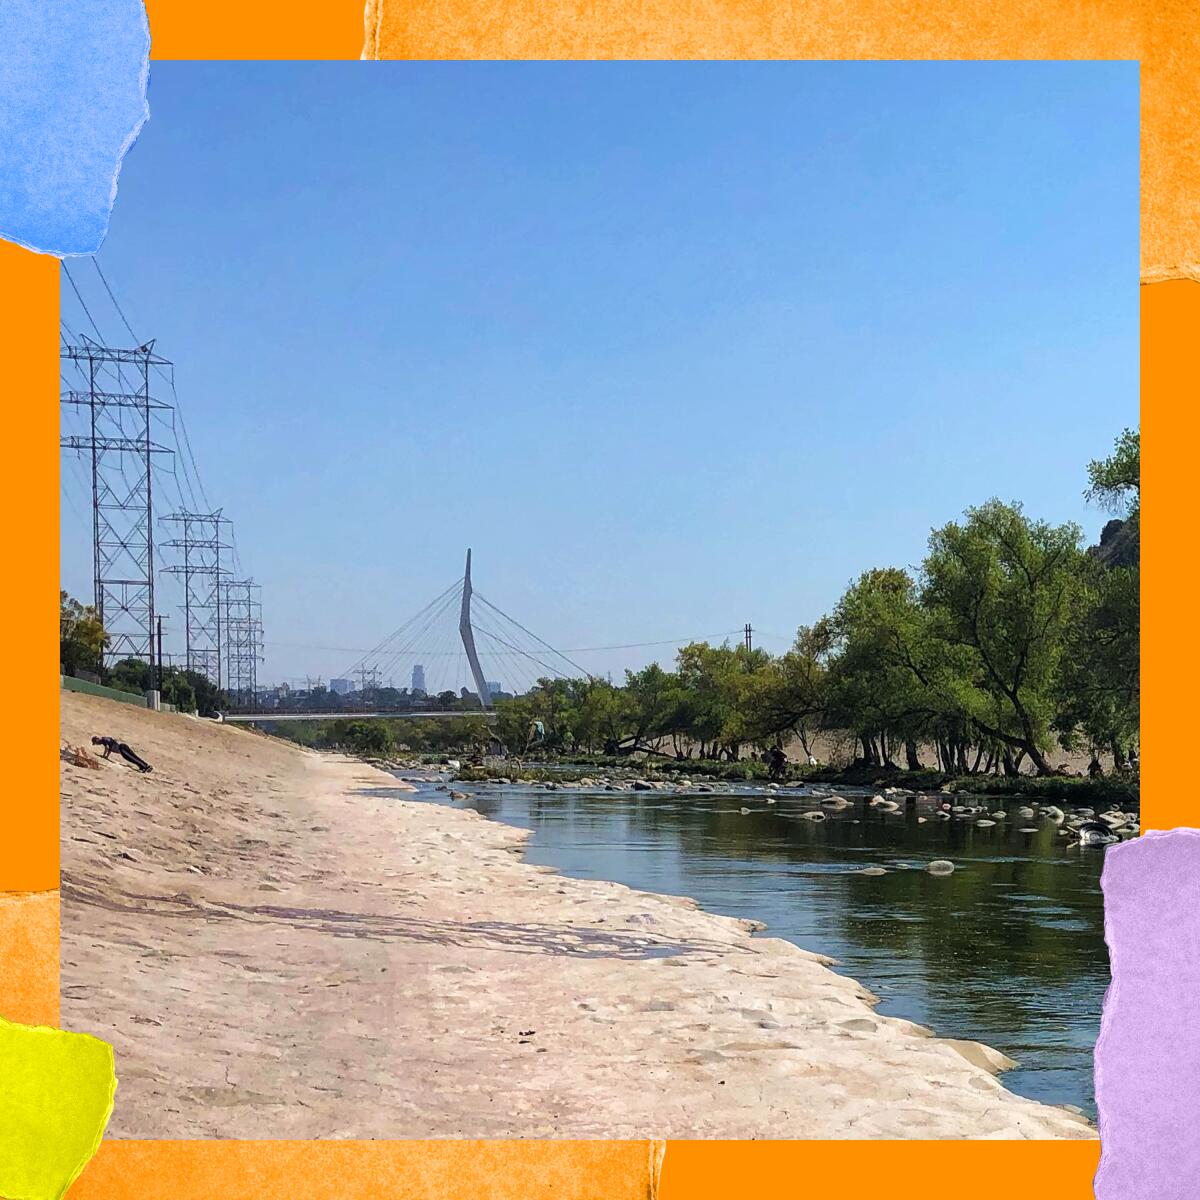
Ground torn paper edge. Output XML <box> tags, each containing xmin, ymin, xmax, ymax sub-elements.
<box><xmin>0</xmin><ymin>1014</ymin><xmax>118</xmax><ymax>1200</ymax></box>
<box><xmin>1093</xmin><ymin>828</ymin><xmax>1200</xmax><ymax>1198</ymax></box>
<box><xmin>0</xmin><ymin>2</ymin><xmax>150</xmax><ymax>258</ymax></box>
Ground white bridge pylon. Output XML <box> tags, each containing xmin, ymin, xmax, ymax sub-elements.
<box><xmin>459</xmin><ymin>549</ymin><xmax>492</xmax><ymax>709</ymax></box>
<box><xmin>336</xmin><ymin>549</ymin><xmax>593</xmax><ymax>706</ymax></box>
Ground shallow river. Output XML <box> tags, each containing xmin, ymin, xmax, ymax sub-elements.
<box><xmin>405</xmin><ymin>777</ymin><xmax>1110</xmax><ymax>1116</ymax></box>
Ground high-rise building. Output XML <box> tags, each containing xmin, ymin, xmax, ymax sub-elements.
<box><xmin>329</xmin><ymin>677</ymin><xmax>355</xmax><ymax>696</ymax></box>
<box><xmin>411</xmin><ymin>664</ymin><xmax>426</xmax><ymax>695</ymax></box>
<box><xmin>485</xmin><ymin>681</ymin><xmax>503</xmax><ymax>696</ymax></box>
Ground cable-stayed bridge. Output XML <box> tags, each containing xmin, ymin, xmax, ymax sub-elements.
<box><xmin>223</xmin><ymin>550</ymin><xmax>592</xmax><ymax>722</ymax></box>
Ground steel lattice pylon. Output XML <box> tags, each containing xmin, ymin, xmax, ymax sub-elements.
<box><xmin>223</xmin><ymin>578</ymin><xmax>263</xmax><ymax>704</ymax></box>
<box><xmin>163</xmin><ymin>510</ymin><xmax>230</xmax><ymax>687</ymax></box>
<box><xmin>61</xmin><ymin>336</ymin><xmax>174</xmax><ymax>671</ymax></box>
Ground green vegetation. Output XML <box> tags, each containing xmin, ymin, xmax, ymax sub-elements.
<box><xmin>60</xmin><ymin>591</ymin><xmax>107</xmax><ymax>676</ymax></box>
<box><xmin>451</xmin><ymin>430</ymin><xmax>1138</xmax><ymax>783</ymax></box>
<box><xmin>60</xmin><ymin>591</ymin><xmax>230</xmax><ymax>716</ymax></box>
<box><xmin>455</xmin><ymin>432</ymin><xmax>1140</xmax><ymax>781</ymax></box>
<box><xmin>266</xmin><ymin>715</ymin><xmax>494</xmax><ymax>758</ymax></box>
<box><xmin>64</xmin><ymin>430</ymin><xmax>1138</xmax><ymax>790</ymax></box>
<box><xmin>106</xmin><ymin>657</ymin><xmax>228</xmax><ymax>717</ymax></box>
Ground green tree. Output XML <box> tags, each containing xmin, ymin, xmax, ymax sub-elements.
<box><xmin>177</xmin><ymin>669</ymin><xmax>228</xmax><ymax>717</ymax></box>
<box><xmin>60</xmin><ymin>591</ymin><xmax>107</xmax><ymax>675</ymax></box>
<box><xmin>740</xmin><ymin>622</ymin><xmax>831</xmax><ymax>758</ymax></box>
<box><xmin>159</xmin><ymin>668</ymin><xmax>197</xmax><ymax>712</ymax></box>
<box><xmin>1086</xmin><ymin>428</ymin><xmax>1140</xmax><ymax>517</ymax></box>
<box><xmin>921</xmin><ymin>500</ymin><xmax>1085</xmax><ymax>775</ymax></box>
<box><xmin>341</xmin><ymin>720</ymin><xmax>394</xmax><ymax>757</ymax></box>
<box><xmin>108</xmin><ymin>656</ymin><xmax>153</xmax><ymax>695</ymax></box>
<box><xmin>1057</xmin><ymin>427</ymin><xmax>1140</xmax><ymax>764</ymax></box>
<box><xmin>825</xmin><ymin>569</ymin><xmax>939</xmax><ymax>769</ymax></box>
<box><xmin>673</xmin><ymin>642</ymin><xmax>769</xmax><ymax>760</ymax></box>
<box><xmin>1056</xmin><ymin>563</ymin><xmax>1139</xmax><ymax>765</ymax></box>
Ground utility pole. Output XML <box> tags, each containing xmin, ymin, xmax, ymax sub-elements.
<box><xmin>163</xmin><ymin>510</ymin><xmax>230</xmax><ymax>687</ymax></box>
<box><xmin>744</xmin><ymin>623</ymin><xmax>754</xmax><ymax>653</ymax></box>
<box><xmin>156</xmin><ymin>616</ymin><xmax>165</xmax><ymax>692</ymax></box>
<box><xmin>61</xmin><ymin>336</ymin><xmax>174</xmax><ymax>669</ymax></box>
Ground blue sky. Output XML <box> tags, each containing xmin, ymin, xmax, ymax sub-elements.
<box><xmin>59</xmin><ymin>62</ymin><xmax>1139</xmax><ymax>688</ymax></box>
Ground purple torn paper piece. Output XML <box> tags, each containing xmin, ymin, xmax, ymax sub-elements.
<box><xmin>0</xmin><ymin>0</ymin><xmax>149</xmax><ymax>256</ymax></box>
<box><xmin>1095</xmin><ymin>828</ymin><xmax>1200</xmax><ymax>1199</ymax></box>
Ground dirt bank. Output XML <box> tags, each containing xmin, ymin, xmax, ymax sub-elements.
<box><xmin>60</xmin><ymin>691</ymin><xmax>1095</xmax><ymax>1139</ymax></box>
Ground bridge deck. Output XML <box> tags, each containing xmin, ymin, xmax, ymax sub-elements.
<box><xmin>222</xmin><ymin>710</ymin><xmax>496</xmax><ymax>723</ymax></box>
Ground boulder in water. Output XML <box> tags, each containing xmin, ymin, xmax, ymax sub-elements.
<box><xmin>926</xmin><ymin>859</ymin><xmax>955</xmax><ymax>876</ymax></box>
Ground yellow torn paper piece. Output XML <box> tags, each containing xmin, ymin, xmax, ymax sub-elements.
<box><xmin>0</xmin><ymin>1016</ymin><xmax>116</xmax><ymax>1200</ymax></box>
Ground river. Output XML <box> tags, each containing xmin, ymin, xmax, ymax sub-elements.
<box><xmin>401</xmin><ymin>776</ymin><xmax>1109</xmax><ymax>1116</ymax></box>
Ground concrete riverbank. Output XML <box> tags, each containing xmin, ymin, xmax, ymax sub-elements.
<box><xmin>60</xmin><ymin>691</ymin><xmax>1095</xmax><ymax>1139</ymax></box>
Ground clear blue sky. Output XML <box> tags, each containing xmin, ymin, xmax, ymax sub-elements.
<box><xmin>59</xmin><ymin>62</ymin><xmax>1139</xmax><ymax>688</ymax></box>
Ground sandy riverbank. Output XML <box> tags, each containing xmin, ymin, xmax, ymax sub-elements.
<box><xmin>60</xmin><ymin>691</ymin><xmax>1095</xmax><ymax>1139</ymax></box>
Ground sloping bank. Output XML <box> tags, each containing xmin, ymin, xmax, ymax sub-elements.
<box><xmin>59</xmin><ymin>690</ymin><xmax>1094</xmax><ymax>1139</ymax></box>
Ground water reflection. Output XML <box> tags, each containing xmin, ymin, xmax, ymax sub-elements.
<box><xmin>408</xmin><ymin>781</ymin><xmax>1108</xmax><ymax>1115</ymax></box>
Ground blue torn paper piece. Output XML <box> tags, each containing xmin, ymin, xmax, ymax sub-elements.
<box><xmin>0</xmin><ymin>1</ymin><xmax>149</xmax><ymax>256</ymax></box>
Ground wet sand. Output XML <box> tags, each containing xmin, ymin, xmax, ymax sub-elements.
<box><xmin>60</xmin><ymin>691</ymin><xmax>1095</xmax><ymax>1139</ymax></box>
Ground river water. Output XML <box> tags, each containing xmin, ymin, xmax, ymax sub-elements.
<box><xmin>402</xmin><ymin>777</ymin><xmax>1110</xmax><ymax>1116</ymax></box>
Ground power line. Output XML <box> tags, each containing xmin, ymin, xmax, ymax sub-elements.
<box><xmin>263</xmin><ymin>627</ymin><xmax>745</xmax><ymax>656</ymax></box>
<box><xmin>91</xmin><ymin>257</ymin><xmax>139</xmax><ymax>342</ymax></box>
<box><xmin>62</xmin><ymin>263</ymin><xmax>103</xmax><ymax>340</ymax></box>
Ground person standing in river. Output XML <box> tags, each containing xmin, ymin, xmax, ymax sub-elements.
<box><xmin>766</xmin><ymin>745</ymin><xmax>788</xmax><ymax>781</ymax></box>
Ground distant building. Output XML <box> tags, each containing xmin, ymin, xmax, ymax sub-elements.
<box><xmin>329</xmin><ymin>677</ymin><xmax>355</xmax><ymax>696</ymax></box>
<box><xmin>411</xmin><ymin>664</ymin><xmax>426</xmax><ymax>695</ymax></box>
<box><xmin>485</xmin><ymin>681</ymin><xmax>503</xmax><ymax>696</ymax></box>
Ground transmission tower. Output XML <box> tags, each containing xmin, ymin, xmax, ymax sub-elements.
<box><xmin>61</xmin><ymin>336</ymin><xmax>174</xmax><ymax>670</ymax></box>
<box><xmin>222</xmin><ymin>578</ymin><xmax>263</xmax><ymax>705</ymax></box>
<box><xmin>162</xmin><ymin>510</ymin><xmax>230</xmax><ymax>686</ymax></box>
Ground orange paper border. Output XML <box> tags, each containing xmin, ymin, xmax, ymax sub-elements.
<box><xmin>3</xmin><ymin>3</ymin><xmax>1181</xmax><ymax>1195</ymax></box>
